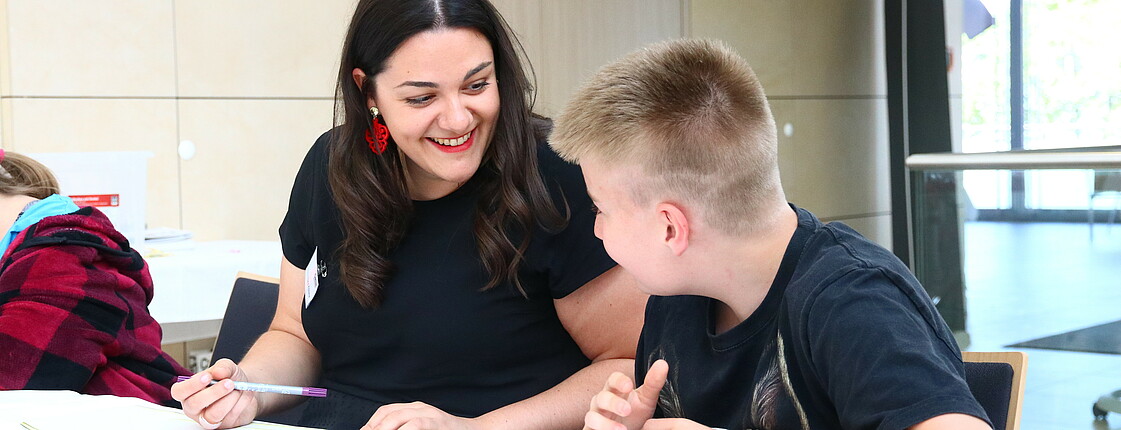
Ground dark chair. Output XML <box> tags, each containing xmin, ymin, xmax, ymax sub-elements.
<box><xmin>213</xmin><ymin>272</ymin><xmax>279</xmax><ymax>362</ymax></box>
<box><xmin>962</xmin><ymin>351</ymin><xmax>1027</xmax><ymax>430</ymax></box>
<box><xmin>213</xmin><ymin>272</ymin><xmax>306</xmax><ymax>426</ymax></box>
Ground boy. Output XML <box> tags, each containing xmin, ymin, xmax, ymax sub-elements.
<box><xmin>549</xmin><ymin>39</ymin><xmax>991</xmax><ymax>430</ymax></box>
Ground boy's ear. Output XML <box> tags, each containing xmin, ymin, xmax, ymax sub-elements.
<box><xmin>656</xmin><ymin>202</ymin><xmax>690</xmax><ymax>256</ymax></box>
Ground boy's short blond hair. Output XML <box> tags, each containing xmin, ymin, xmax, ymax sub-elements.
<box><xmin>550</xmin><ymin>38</ymin><xmax>784</xmax><ymax>236</ymax></box>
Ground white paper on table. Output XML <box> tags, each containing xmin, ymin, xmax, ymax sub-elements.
<box><xmin>0</xmin><ymin>390</ymin><xmax>320</xmax><ymax>430</ymax></box>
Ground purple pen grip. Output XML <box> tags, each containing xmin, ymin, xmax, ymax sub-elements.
<box><xmin>302</xmin><ymin>388</ymin><xmax>328</xmax><ymax>397</ymax></box>
<box><xmin>176</xmin><ymin>376</ymin><xmax>329</xmax><ymax>397</ymax></box>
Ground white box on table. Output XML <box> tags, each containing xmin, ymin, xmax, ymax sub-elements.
<box><xmin>26</xmin><ymin>151</ymin><xmax>152</xmax><ymax>252</ymax></box>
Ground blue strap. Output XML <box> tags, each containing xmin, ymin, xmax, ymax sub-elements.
<box><xmin>0</xmin><ymin>194</ymin><xmax>80</xmax><ymax>254</ymax></box>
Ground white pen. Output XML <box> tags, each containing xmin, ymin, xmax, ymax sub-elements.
<box><xmin>177</xmin><ymin>375</ymin><xmax>328</xmax><ymax>397</ymax></box>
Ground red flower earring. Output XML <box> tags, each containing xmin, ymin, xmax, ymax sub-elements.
<box><xmin>365</xmin><ymin>106</ymin><xmax>390</xmax><ymax>154</ymax></box>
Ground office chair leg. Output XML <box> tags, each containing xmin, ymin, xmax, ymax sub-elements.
<box><xmin>1095</xmin><ymin>389</ymin><xmax>1121</xmax><ymax>420</ymax></box>
<box><xmin>1094</xmin><ymin>403</ymin><xmax>1108</xmax><ymax>420</ymax></box>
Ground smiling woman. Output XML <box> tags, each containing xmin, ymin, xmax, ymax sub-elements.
<box><xmin>359</xmin><ymin>29</ymin><xmax>500</xmax><ymax>200</ymax></box>
<box><xmin>170</xmin><ymin>1</ymin><xmax>646</xmax><ymax>429</ymax></box>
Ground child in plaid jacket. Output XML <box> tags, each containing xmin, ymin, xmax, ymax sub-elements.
<box><xmin>0</xmin><ymin>150</ymin><xmax>188</xmax><ymax>406</ymax></box>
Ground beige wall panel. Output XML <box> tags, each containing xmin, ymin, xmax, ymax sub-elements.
<box><xmin>6</xmin><ymin>0</ymin><xmax>176</xmax><ymax>97</ymax></box>
<box><xmin>0</xmin><ymin>99</ymin><xmax>9</xmax><ymax>148</ymax></box>
<box><xmin>769</xmin><ymin>98</ymin><xmax>890</xmax><ymax>220</ymax></box>
<box><xmin>1</xmin><ymin>0</ymin><xmax>11</xmax><ymax>97</ymax></box>
<box><xmin>1</xmin><ymin>0</ymin><xmax>8</xmax><ymax>147</ymax></box>
<box><xmin>490</xmin><ymin>0</ymin><xmax>546</xmax><ymax>113</ymax></box>
<box><xmin>531</xmin><ymin>0</ymin><xmax>683</xmax><ymax>116</ymax></box>
<box><xmin>8</xmin><ymin>98</ymin><xmax>180</xmax><ymax>229</ymax></box>
<box><xmin>0</xmin><ymin>0</ymin><xmax>8</xmax><ymax>147</ymax></box>
<box><xmin>770</xmin><ymin>100</ymin><xmax>802</xmax><ymax>205</ymax></box>
<box><xmin>689</xmin><ymin>0</ymin><xmax>795</xmax><ymax>96</ymax></box>
<box><xmin>690</xmin><ymin>0</ymin><xmax>885</xmax><ymax>97</ymax></box>
<box><xmin>829</xmin><ymin>214</ymin><xmax>893</xmax><ymax>250</ymax></box>
<box><xmin>177</xmin><ymin>99</ymin><xmax>334</xmax><ymax>241</ymax></box>
<box><xmin>789</xmin><ymin>0</ymin><xmax>885</xmax><ymax>96</ymax></box>
<box><xmin>174</xmin><ymin>0</ymin><xmax>355</xmax><ymax>98</ymax></box>
<box><xmin>774</xmin><ymin>112</ymin><xmax>799</xmax><ymax>203</ymax></box>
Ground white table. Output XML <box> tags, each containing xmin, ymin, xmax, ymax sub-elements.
<box><xmin>145</xmin><ymin>240</ymin><xmax>281</xmax><ymax>342</ymax></box>
<box><xmin>0</xmin><ymin>390</ymin><xmax>320</xmax><ymax>429</ymax></box>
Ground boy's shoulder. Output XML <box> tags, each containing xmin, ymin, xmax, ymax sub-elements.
<box><xmin>787</xmin><ymin>206</ymin><xmax>918</xmax><ymax>296</ymax></box>
<box><xmin>783</xmin><ymin>206</ymin><xmax>956</xmax><ymax>348</ymax></box>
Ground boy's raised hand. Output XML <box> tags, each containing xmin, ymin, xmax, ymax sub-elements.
<box><xmin>584</xmin><ymin>359</ymin><xmax>670</xmax><ymax>430</ymax></box>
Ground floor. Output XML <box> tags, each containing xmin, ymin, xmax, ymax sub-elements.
<box><xmin>961</xmin><ymin>221</ymin><xmax>1121</xmax><ymax>430</ymax></box>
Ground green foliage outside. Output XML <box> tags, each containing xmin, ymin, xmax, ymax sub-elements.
<box><xmin>961</xmin><ymin>0</ymin><xmax>1121</xmax><ymax>151</ymax></box>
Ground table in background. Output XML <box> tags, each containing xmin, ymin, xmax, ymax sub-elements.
<box><xmin>145</xmin><ymin>240</ymin><xmax>281</xmax><ymax>343</ymax></box>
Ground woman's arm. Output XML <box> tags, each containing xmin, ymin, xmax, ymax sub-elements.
<box><xmin>909</xmin><ymin>414</ymin><xmax>991</xmax><ymax>430</ymax></box>
<box><xmin>482</xmin><ymin>266</ymin><xmax>647</xmax><ymax>429</ymax></box>
<box><xmin>240</xmin><ymin>258</ymin><xmax>323</xmax><ymax>413</ymax></box>
<box><xmin>552</xmin><ymin>266</ymin><xmax>646</xmax><ymax>361</ymax></box>
<box><xmin>363</xmin><ymin>266</ymin><xmax>648</xmax><ymax>430</ymax></box>
<box><xmin>174</xmin><ymin>258</ymin><xmax>322</xmax><ymax>429</ymax></box>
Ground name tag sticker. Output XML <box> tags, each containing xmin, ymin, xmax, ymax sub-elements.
<box><xmin>304</xmin><ymin>248</ymin><xmax>319</xmax><ymax>307</ymax></box>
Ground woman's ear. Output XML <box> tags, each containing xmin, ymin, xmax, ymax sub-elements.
<box><xmin>351</xmin><ymin>68</ymin><xmax>367</xmax><ymax>91</ymax></box>
<box><xmin>352</xmin><ymin>68</ymin><xmax>377</xmax><ymax>109</ymax></box>
<box><xmin>657</xmin><ymin>202</ymin><xmax>690</xmax><ymax>256</ymax></box>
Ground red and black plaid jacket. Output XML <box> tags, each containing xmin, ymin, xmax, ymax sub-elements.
<box><xmin>0</xmin><ymin>206</ymin><xmax>189</xmax><ymax>406</ymax></box>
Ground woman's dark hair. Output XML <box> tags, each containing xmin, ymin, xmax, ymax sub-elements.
<box><xmin>330</xmin><ymin>0</ymin><xmax>564</xmax><ymax>308</ymax></box>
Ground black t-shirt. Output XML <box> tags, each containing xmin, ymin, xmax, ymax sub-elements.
<box><xmin>637</xmin><ymin>205</ymin><xmax>989</xmax><ymax>430</ymax></box>
<box><xmin>279</xmin><ymin>131</ymin><xmax>616</xmax><ymax>429</ymax></box>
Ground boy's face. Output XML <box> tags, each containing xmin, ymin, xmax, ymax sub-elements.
<box><xmin>582</xmin><ymin>157</ymin><xmax>674</xmax><ymax>295</ymax></box>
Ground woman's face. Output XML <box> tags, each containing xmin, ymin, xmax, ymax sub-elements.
<box><xmin>370</xmin><ymin>28</ymin><xmax>500</xmax><ymax>200</ymax></box>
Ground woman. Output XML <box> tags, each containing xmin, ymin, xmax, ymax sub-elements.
<box><xmin>173</xmin><ymin>0</ymin><xmax>645</xmax><ymax>429</ymax></box>
<box><xmin>0</xmin><ymin>149</ymin><xmax>189</xmax><ymax>405</ymax></box>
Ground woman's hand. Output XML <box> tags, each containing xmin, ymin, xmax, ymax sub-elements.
<box><xmin>172</xmin><ymin>358</ymin><xmax>259</xmax><ymax>429</ymax></box>
<box><xmin>583</xmin><ymin>360</ymin><xmax>669</xmax><ymax>430</ymax></box>
<box><xmin>361</xmin><ymin>402</ymin><xmax>480</xmax><ymax>430</ymax></box>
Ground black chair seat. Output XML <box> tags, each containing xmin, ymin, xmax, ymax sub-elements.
<box><xmin>213</xmin><ymin>273</ymin><xmax>306</xmax><ymax>426</ymax></box>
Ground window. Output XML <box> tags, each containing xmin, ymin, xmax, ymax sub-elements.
<box><xmin>960</xmin><ymin>0</ymin><xmax>1121</xmax><ymax>216</ymax></box>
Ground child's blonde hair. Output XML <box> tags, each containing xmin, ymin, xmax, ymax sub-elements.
<box><xmin>550</xmin><ymin>38</ymin><xmax>785</xmax><ymax>236</ymax></box>
<box><xmin>0</xmin><ymin>150</ymin><xmax>60</xmax><ymax>199</ymax></box>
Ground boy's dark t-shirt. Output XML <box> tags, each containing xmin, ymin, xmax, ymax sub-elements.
<box><xmin>636</xmin><ymin>205</ymin><xmax>989</xmax><ymax>430</ymax></box>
